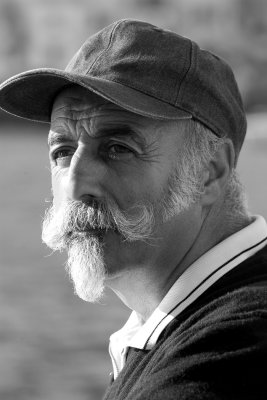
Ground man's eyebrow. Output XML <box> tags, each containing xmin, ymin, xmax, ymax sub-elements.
<box><xmin>48</xmin><ymin>131</ymin><xmax>74</xmax><ymax>147</ymax></box>
<box><xmin>98</xmin><ymin>126</ymin><xmax>147</xmax><ymax>145</ymax></box>
<box><xmin>48</xmin><ymin>125</ymin><xmax>147</xmax><ymax>147</ymax></box>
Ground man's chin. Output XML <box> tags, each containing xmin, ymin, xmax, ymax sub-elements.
<box><xmin>73</xmin><ymin>282</ymin><xmax>105</xmax><ymax>303</ymax></box>
<box><xmin>69</xmin><ymin>268</ymin><xmax>106</xmax><ymax>303</ymax></box>
<box><xmin>65</xmin><ymin>234</ymin><xmax>107</xmax><ymax>303</ymax></box>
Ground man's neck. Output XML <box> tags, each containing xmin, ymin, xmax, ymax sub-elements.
<box><xmin>106</xmin><ymin>208</ymin><xmax>252</xmax><ymax>322</ymax></box>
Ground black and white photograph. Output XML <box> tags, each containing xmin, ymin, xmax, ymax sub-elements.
<box><xmin>0</xmin><ymin>1</ymin><xmax>266</xmax><ymax>399</ymax></box>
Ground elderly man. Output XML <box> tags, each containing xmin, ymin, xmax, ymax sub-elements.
<box><xmin>0</xmin><ymin>19</ymin><xmax>266</xmax><ymax>399</ymax></box>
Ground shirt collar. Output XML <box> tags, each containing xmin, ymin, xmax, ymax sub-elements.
<box><xmin>109</xmin><ymin>215</ymin><xmax>267</xmax><ymax>378</ymax></box>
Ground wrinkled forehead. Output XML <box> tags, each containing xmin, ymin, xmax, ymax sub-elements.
<box><xmin>52</xmin><ymin>85</ymin><xmax>168</xmax><ymax>130</ymax></box>
<box><xmin>51</xmin><ymin>85</ymin><xmax>116</xmax><ymax>120</ymax></box>
<box><xmin>49</xmin><ymin>85</ymin><xmax>188</xmax><ymax>149</ymax></box>
<box><xmin>50</xmin><ymin>85</ymin><xmax>150</xmax><ymax>139</ymax></box>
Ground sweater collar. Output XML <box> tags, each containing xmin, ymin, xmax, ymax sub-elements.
<box><xmin>109</xmin><ymin>215</ymin><xmax>267</xmax><ymax>378</ymax></box>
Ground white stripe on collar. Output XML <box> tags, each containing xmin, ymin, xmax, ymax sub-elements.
<box><xmin>109</xmin><ymin>215</ymin><xmax>267</xmax><ymax>378</ymax></box>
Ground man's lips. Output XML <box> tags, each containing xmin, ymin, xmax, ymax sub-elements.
<box><xmin>69</xmin><ymin>228</ymin><xmax>106</xmax><ymax>236</ymax></box>
<box><xmin>68</xmin><ymin>225</ymin><xmax>119</xmax><ymax>238</ymax></box>
<box><xmin>67</xmin><ymin>225</ymin><xmax>120</xmax><ymax>240</ymax></box>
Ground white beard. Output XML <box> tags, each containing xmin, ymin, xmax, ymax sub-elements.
<box><xmin>65</xmin><ymin>235</ymin><xmax>106</xmax><ymax>303</ymax></box>
<box><xmin>41</xmin><ymin>199</ymin><xmax>156</xmax><ymax>303</ymax></box>
<box><xmin>41</xmin><ymin>161</ymin><xmax>200</xmax><ymax>303</ymax></box>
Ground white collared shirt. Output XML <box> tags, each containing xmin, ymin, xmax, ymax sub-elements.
<box><xmin>109</xmin><ymin>215</ymin><xmax>267</xmax><ymax>379</ymax></box>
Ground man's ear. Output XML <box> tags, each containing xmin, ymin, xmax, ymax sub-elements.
<box><xmin>200</xmin><ymin>138</ymin><xmax>235</xmax><ymax>207</ymax></box>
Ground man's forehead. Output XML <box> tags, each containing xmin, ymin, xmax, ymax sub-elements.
<box><xmin>51</xmin><ymin>85</ymin><xmax>122</xmax><ymax>121</ymax></box>
<box><xmin>49</xmin><ymin>86</ymin><xmax>146</xmax><ymax>144</ymax></box>
<box><xmin>49</xmin><ymin>85</ymin><xmax>187</xmax><ymax>145</ymax></box>
<box><xmin>50</xmin><ymin>86</ymin><xmax>161</xmax><ymax>137</ymax></box>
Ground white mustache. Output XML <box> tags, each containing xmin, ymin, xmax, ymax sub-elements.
<box><xmin>59</xmin><ymin>200</ymin><xmax>116</xmax><ymax>236</ymax></box>
<box><xmin>42</xmin><ymin>198</ymin><xmax>155</xmax><ymax>250</ymax></box>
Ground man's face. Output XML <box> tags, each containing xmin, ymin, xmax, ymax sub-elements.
<box><xmin>43</xmin><ymin>86</ymin><xmax>201</xmax><ymax>302</ymax></box>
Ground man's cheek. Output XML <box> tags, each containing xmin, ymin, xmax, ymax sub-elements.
<box><xmin>51</xmin><ymin>169</ymin><xmax>68</xmax><ymax>210</ymax></box>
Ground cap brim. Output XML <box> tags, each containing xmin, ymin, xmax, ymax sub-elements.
<box><xmin>0</xmin><ymin>68</ymin><xmax>192</xmax><ymax>123</ymax></box>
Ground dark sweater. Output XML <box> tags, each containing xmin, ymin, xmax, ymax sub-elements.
<box><xmin>103</xmin><ymin>245</ymin><xmax>267</xmax><ymax>400</ymax></box>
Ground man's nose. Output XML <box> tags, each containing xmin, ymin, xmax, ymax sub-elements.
<box><xmin>63</xmin><ymin>148</ymin><xmax>105</xmax><ymax>201</ymax></box>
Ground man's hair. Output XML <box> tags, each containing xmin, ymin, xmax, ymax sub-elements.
<box><xmin>182</xmin><ymin>120</ymin><xmax>248</xmax><ymax>223</ymax></box>
<box><xmin>167</xmin><ymin>119</ymin><xmax>249</xmax><ymax>226</ymax></box>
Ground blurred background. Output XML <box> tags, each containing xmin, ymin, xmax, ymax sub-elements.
<box><xmin>0</xmin><ymin>1</ymin><xmax>266</xmax><ymax>399</ymax></box>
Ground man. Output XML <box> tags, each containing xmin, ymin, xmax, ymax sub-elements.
<box><xmin>0</xmin><ymin>19</ymin><xmax>266</xmax><ymax>399</ymax></box>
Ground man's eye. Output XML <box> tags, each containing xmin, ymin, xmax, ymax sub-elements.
<box><xmin>107</xmin><ymin>144</ymin><xmax>134</xmax><ymax>160</ymax></box>
<box><xmin>52</xmin><ymin>148</ymin><xmax>73</xmax><ymax>160</ymax></box>
<box><xmin>51</xmin><ymin>147</ymin><xmax>75</xmax><ymax>167</ymax></box>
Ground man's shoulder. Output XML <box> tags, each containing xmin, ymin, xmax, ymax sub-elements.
<box><xmin>160</xmin><ymin>283</ymin><xmax>267</xmax><ymax>350</ymax></box>
<box><xmin>107</xmin><ymin>283</ymin><xmax>267</xmax><ymax>400</ymax></box>
<box><xmin>104</xmin><ymin>248</ymin><xmax>267</xmax><ymax>400</ymax></box>
<box><xmin>130</xmin><ymin>245</ymin><xmax>267</xmax><ymax>364</ymax></box>
<box><xmin>161</xmin><ymin>245</ymin><xmax>267</xmax><ymax>345</ymax></box>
